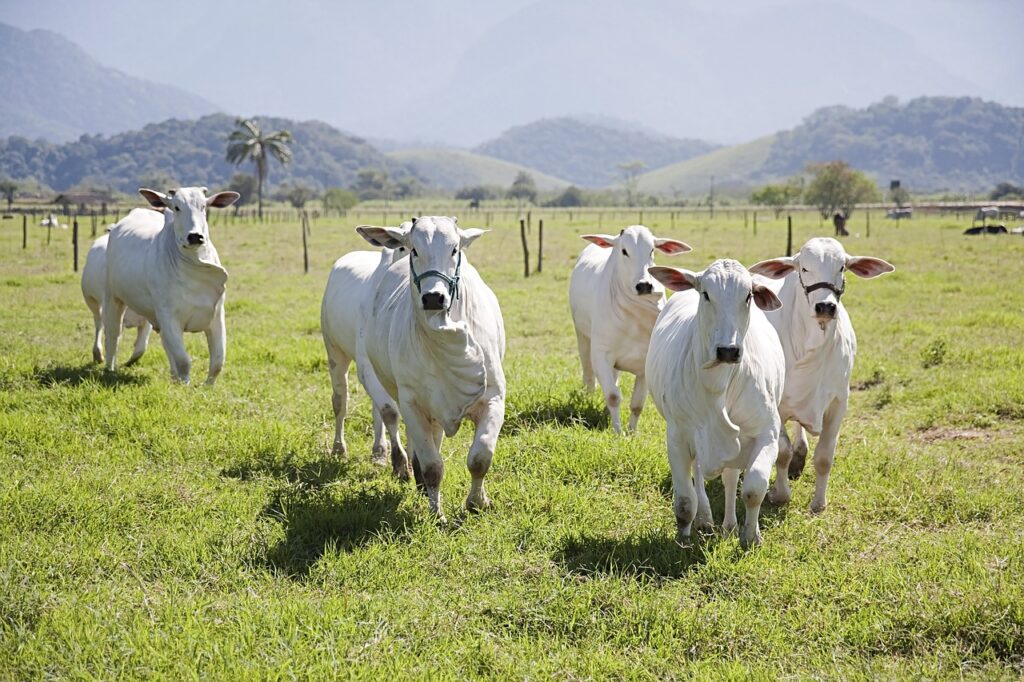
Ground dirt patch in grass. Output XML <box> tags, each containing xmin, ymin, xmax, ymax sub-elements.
<box><xmin>917</xmin><ymin>426</ymin><xmax>997</xmax><ymax>443</ymax></box>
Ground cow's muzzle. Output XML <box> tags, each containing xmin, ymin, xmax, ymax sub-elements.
<box><xmin>186</xmin><ymin>233</ymin><xmax>205</xmax><ymax>246</ymax></box>
<box><xmin>814</xmin><ymin>301</ymin><xmax>837</xmax><ymax>319</ymax></box>
<box><xmin>716</xmin><ymin>346</ymin><xmax>742</xmax><ymax>364</ymax></box>
<box><xmin>635</xmin><ymin>281</ymin><xmax>654</xmax><ymax>295</ymax></box>
<box><xmin>421</xmin><ymin>292</ymin><xmax>447</xmax><ymax>311</ymax></box>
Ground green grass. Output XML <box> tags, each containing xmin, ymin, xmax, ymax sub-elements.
<box><xmin>2</xmin><ymin>209</ymin><xmax>1024</xmax><ymax>679</ymax></box>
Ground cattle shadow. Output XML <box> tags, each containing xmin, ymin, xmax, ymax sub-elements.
<box><xmin>32</xmin><ymin>363</ymin><xmax>149</xmax><ymax>388</ymax></box>
<box><xmin>657</xmin><ymin>470</ymin><xmax>790</xmax><ymax>527</ymax></box>
<box><xmin>555</xmin><ymin>530</ymin><xmax>711</xmax><ymax>581</ymax></box>
<box><xmin>504</xmin><ymin>389</ymin><xmax>609</xmax><ymax>434</ymax></box>
<box><xmin>221</xmin><ymin>450</ymin><xmax>351</xmax><ymax>491</ymax></box>
<box><xmin>257</xmin><ymin>483</ymin><xmax>413</xmax><ymax>579</ymax></box>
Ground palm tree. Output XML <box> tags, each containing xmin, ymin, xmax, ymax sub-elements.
<box><xmin>225</xmin><ymin>118</ymin><xmax>293</xmax><ymax>219</ymax></box>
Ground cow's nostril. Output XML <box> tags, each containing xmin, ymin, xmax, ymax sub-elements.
<box><xmin>421</xmin><ymin>292</ymin><xmax>446</xmax><ymax>310</ymax></box>
<box><xmin>187</xmin><ymin>233</ymin><xmax>204</xmax><ymax>245</ymax></box>
<box><xmin>636</xmin><ymin>282</ymin><xmax>654</xmax><ymax>295</ymax></box>
<box><xmin>716</xmin><ymin>346</ymin><xmax>741</xmax><ymax>363</ymax></box>
<box><xmin>814</xmin><ymin>302</ymin><xmax>837</xmax><ymax>317</ymax></box>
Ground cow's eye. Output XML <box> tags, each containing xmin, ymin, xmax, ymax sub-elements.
<box><xmin>702</xmin><ymin>292</ymin><xmax>710</xmax><ymax>302</ymax></box>
<box><xmin>746</xmin><ymin>292</ymin><xmax>752</xmax><ymax>303</ymax></box>
<box><xmin>621</xmin><ymin>249</ymin><xmax>628</xmax><ymax>256</ymax></box>
<box><xmin>174</xmin><ymin>206</ymin><xmax>180</xmax><ymax>212</ymax></box>
<box><xmin>801</xmin><ymin>267</ymin><xmax>807</xmax><ymax>272</ymax></box>
<box><xmin>840</xmin><ymin>266</ymin><xmax>845</xmax><ymax>272</ymax></box>
<box><xmin>411</xmin><ymin>249</ymin><xmax>418</xmax><ymax>257</ymax></box>
<box><xmin>452</xmin><ymin>248</ymin><xmax>457</xmax><ymax>257</ymax></box>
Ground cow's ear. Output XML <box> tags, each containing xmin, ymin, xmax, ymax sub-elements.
<box><xmin>139</xmin><ymin>188</ymin><xmax>170</xmax><ymax>208</ymax></box>
<box><xmin>207</xmin><ymin>191</ymin><xmax>240</xmax><ymax>208</ymax></box>
<box><xmin>751</xmin><ymin>282</ymin><xmax>783</xmax><ymax>311</ymax></box>
<box><xmin>356</xmin><ymin>224</ymin><xmax>409</xmax><ymax>249</ymax></box>
<box><xmin>749</xmin><ymin>256</ymin><xmax>797</xmax><ymax>279</ymax></box>
<box><xmin>648</xmin><ymin>266</ymin><xmax>699</xmax><ymax>292</ymax></box>
<box><xmin>845</xmin><ymin>255</ymin><xmax>894</xmax><ymax>278</ymax></box>
<box><xmin>654</xmin><ymin>237</ymin><xmax>692</xmax><ymax>255</ymax></box>
<box><xmin>581</xmin><ymin>234</ymin><xmax>617</xmax><ymax>248</ymax></box>
<box><xmin>459</xmin><ymin>228</ymin><xmax>488</xmax><ymax>249</ymax></box>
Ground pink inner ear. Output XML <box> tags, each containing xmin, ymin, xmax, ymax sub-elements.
<box><xmin>847</xmin><ymin>257</ymin><xmax>894</xmax><ymax>278</ymax></box>
<box><xmin>656</xmin><ymin>240</ymin><xmax>691</xmax><ymax>255</ymax></box>
<box><xmin>752</xmin><ymin>286</ymin><xmax>782</xmax><ymax>311</ymax></box>
<box><xmin>582</xmin><ymin>235</ymin><xmax>615</xmax><ymax>248</ymax></box>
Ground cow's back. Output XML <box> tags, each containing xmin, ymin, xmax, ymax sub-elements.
<box><xmin>322</xmin><ymin>250</ymin><xmax>386</xmax><ymax>356</ymax></box>
<box><xmin>569</xmin><ymin>244</ymin><xmax>611</xmax><ymax>334</ymax></box>
<box><xmin>106</xmin><ymin>208</ymin><xmax>166</xmax><ymax>321</ymax></box>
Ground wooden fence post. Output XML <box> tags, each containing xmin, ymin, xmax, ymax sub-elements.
<box><xmin>302</xmin><ymin>211</ymin><xmax>309</xmax><ymax>274</ymax></box>
<box><xmin>786</xmin><ymin>215</ymin><xmax>793</xmax><ymax>257</ymax></box>
<box><xmin>519</xmin><ymin>218</ymin><xmax>530</xmax><ymax>278</ymax></box>
<box><xmin>537</xmin><ymin>219</ymin><xmax>544</xmax><ymax>273</ymax></box>
<box><xmin>73</xmin><ymin>218</ymin><xmax>79</xmax><ymax>272</ymax></box>
<box><xmin>753</xmin><ymin>211</ymin><xmax>757</xmax><ymax>236</ymax></box>
<box><xmin>22</xmin><ymin>214</ymin><xmax>27</xmax><ymax>249</ymax></box>
<box><xmin>866</xmin><ymin>210</ymin><xmax>871</xmax><ymax>238</ymax></box>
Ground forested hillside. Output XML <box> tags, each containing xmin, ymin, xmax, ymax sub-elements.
<box><xmin>762</xmin><ymin>96</ymin><xmax>1024</xmax><ymax>190</ymax></box>
<box><xmin>0</xmin><ymin>114</ymin><xmax>393</xmax><ymax>192</ymax></box>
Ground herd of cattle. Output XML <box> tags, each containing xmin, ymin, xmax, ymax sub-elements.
<box><xmin>82</xmin><ymin>186</ymin><xmax>895</xmax><ymax>548</ymax></box>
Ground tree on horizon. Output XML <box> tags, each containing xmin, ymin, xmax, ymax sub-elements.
<box><xmin>225</xmin><ymin>119</ymin><xmax>293</xmax><ymax>219</ymax></box>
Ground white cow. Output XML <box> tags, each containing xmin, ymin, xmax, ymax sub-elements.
<box><xmin>41</xmin><ymin>214</ymin><xmax>67</xmax><ymax>229</ymax></box>
<box><xmin>81</xmin><ymin>233</ymin><xmax>153</xmax><ymax>365</ymax></box>
<box><xmin>569</xmin><ymin>225</ymin><xmax>691</xmax><ymax>433</ymax></box>
<box><xmin>749</xmin><ymin>237</ymin><xmax>894</xmax><ymax>513</ymax></box>
<box><xmin>646</xmin><ymin>259</ymin><xmax>785</xmax><ymax>548</ymax></box>
<box><xmin>321</xmin><ymin>238</ymin><xmax>409</xmax><ymax>478</ymax></box>
<box><xmin>103</xmin><ymin>187</ymin><xmax>239</xmax><ymax>384</ymax></box>
<box><xmin>357</xmin><ymin>216</ymin><xmax>505</xmax><ymax>522</ymax></box>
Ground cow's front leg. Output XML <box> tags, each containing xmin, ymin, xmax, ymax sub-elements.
<box><xmin>101</xmin><ymin>295</ymin><xmax>126</xmax><ymax>372</ymax></box>
<box><xmin>788</xmin><ymin>423</ymin><xmax>809</xmax><ymax>480</ymax></box>
<box><xmin>157</xmin><ymin>315</ymin><xmax>191</xmax><ymax>384</ymax></box>
<box><xmin>402</xmin><ymin>407</ymin><xmax>446</xmax><ymax>523</ymax></box>
<box><xmin>810</xmin><ymin>399</ymin><xmax>846</xmax><ymax>514</ymax></box>
<box><xmin>721</xmin><ymin>467</ymin><xmax>740</xmax><ymax>536</ymax></box>
<box><xmin>627</xmin><ymin>373</ymin><xmax>648</xmax><ymax>433</ymax></box>
<box><xmin>358</xmin><ymin>352</ymin><xmax>409</xmax><ymax>480</ymax></box>
<box><xmin>769</xmin><ymin>425</ymin><xmax>793</xmax><ymax>505</ymax></box>
<box><xmin>590</xmin><ymin>349</ymin><xmax>622</xmax><ymax>434</ymax></box>
<box><xmin>667</xmin><ymin>423</ymin><xmax>697</xmax><ymax>542</ymax></box>
<box><xmin>693</xmin><ymin>460</ymin><xmax>714</xmax><ymax>533</ymax></box>
<box><xmin>740</xmin><ymin>432</ymin><xmax>779</xmax><ymax>549</ymax></box>
<box><xmin>204</xmin><ymin>303</ymin><xmax>226</xmax><ymax>385</ymax></box>
<box><xmin>466</xmin><ymin>396</ymin><xmax>504</xmax><ymax>512</ymax></box>
<box><xmin>125</xmin><ymin>321</ymin><xmax>152</xmax><ymax>367</ymax></box>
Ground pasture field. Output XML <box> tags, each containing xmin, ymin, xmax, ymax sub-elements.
<box><xmin>2</xmin><ymin>208</ymin><xmax>1024</xmax><ymax>679</ymax></box>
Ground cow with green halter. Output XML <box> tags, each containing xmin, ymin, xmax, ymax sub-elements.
<box><xmin>356</xmin><ymin>216</ymin><xmax>506</xmax><ymax>522</ymax></box>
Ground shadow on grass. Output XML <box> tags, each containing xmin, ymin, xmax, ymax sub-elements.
<box><xmin>259</xmin><ymin>483</ymin><xmax>414</xmax><ymax>578</ymax></box>
<box><xmin>555</xmin><ymin>531</ymin><xmax>711</xmax><ymax>581</ymax></box>
<box><xmin>504</xmin><ymin>389</ymin><xmax>609</xmax><ymax>434</ymax></box>
<box><xmin>32</xmin><ymin>363</ymin><xmax>149</xmax><ymax>388</ymax></box>
<box><xmin>222</xmin><ymin>450</ymin><xmax>352</xmax><ymax>490</ymax></box>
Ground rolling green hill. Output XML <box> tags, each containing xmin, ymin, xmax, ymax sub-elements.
<box><xmin>475</xmin><ymin>117</ymin><xmax>716</xmax><ymax>188</ymax></box>
<box><xmin>386</xmin><ymin>148</ymin><xmax>572</xmax><ymax>191</ymax></box>
<box><xmin>634</xmin><ymin>135</ymin><xmax>778</xmax><ymax>196</ymax></box>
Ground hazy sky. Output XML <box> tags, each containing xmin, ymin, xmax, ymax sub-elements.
<box><xmin>2</xmin><ymin>0</ymin><xmax>1021</xmax><ymax>145</ymax></box>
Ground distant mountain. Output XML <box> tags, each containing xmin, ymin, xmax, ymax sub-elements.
<box><xmin>0</xmin><ymin>114</ymin><xmax>393</xmax><ymax>192</ymax></box>
<box><xmin>0</xmin><ymin>22</ymin><xmax>220</xmax><ymax>142</ymax></box>
<box><xmin>386</xmin><ymin>148</ymin><xmax>571</xmax><ymax>191</ymax></box>
<box><xmin>636</xmin><ymin>96</ymin><xmax>1024</xmax><ymax>195</ymax></box>
<box><xmin>476</xmin><ymin>117</ymin><xmax>717</xmax><ymax>188</ymax></box>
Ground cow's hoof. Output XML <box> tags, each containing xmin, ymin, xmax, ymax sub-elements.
<box><xmin>767</xmin><ymin>487</ymin><xmax>791</xmax><ymax>505</ymax></box>
<box><xmin>721</xmin><ymin>521</ymin><xmax>738</xmax><ymax>538</ymax></box>
<box><xmin>331</xmin><ymin>441</ymin><xmax>347</xmax><ymax>457</ymax></box>
<box><xmin>740</xmin><ymin>528</ymin><xmax>763</xmax><ymax>550</ymax></box>
<box><xmin>809</xmin><ymin>500</ymin><xmax>827</xmax><ymax>515</ymax></box>
<box><xmin>92</xmin><ymin>350</ymin><xmax>103</xmax><ymax>364</ymax></box>
<box><xmin>370</xmin><ymin>446</ymin><xmax>388</xmax><ymax>467</ymax></box>
<box><xmin>466</xmin><ymin>493</ymin><xmax>491</xmax><ymax>513</ymax></box>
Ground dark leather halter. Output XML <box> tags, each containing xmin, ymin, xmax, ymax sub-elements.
<box><xmin>799</xmin><ymin>272</ymin><xmax>845</xmax><ymax>300</ymax></box>
<box><xmin>410</xmin><ymin>250</ymin><xmax>461</xmax><ymax>310</ymax></box>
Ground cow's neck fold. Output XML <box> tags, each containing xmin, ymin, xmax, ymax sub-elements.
<box><xmin>160</xmin><ymin>221</ymin><xmax>228</xmax><ymax>291</ymax></box>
